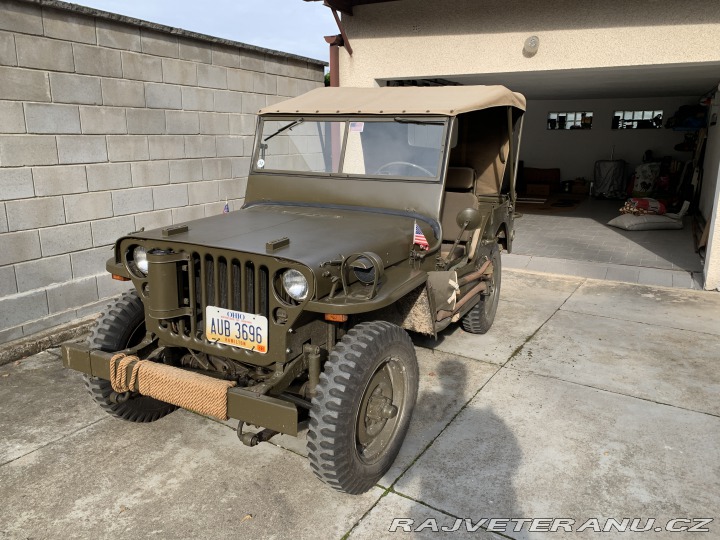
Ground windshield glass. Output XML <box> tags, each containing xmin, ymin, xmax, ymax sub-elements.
<box><xmin>259</xmin><ymin>119</ymin><xmax>346</xmax><ymax>173</ymax></box>
<box><xmin>255</xmin><ymin>118</ymin><xmax>446</xmax><ymax>181</ymax></box>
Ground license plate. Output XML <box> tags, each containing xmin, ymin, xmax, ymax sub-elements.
<box><xmin>205</xmin><ymin>306</ymin><xmax>268</xmax><ymax>354</ymax></box>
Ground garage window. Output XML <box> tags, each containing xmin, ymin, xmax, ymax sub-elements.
<box><xmin>547</xmin><ymin>111</ymin><xmax>593</xmax><ymax>130</ymax></box>
<box><xmin>612</xmin><ymin>110</ymin><xmax>663</xmax><ymax>130</ymax></box>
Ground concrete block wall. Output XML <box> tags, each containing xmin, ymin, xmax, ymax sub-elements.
<box><xmin>0</xmin><ymin>0</ymin><xmax>325</xmax><ymax>344</ymax></box>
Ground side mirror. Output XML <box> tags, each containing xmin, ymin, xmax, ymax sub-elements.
<box><xmin>456</xmin><ymin>208</ymin><xmax>482</xmax><ymax>231</ymax></box>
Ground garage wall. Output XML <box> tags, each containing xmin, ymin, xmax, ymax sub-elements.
<box><xmin>520</xmin><ymin>96</ymin><xmax>697</xmax><ymax>182</ymax></box>
<box><xmin>0</xmin><ymin>0</ymin><xmax>325</xmax><ymax>344</ymax></box>
<box><xmin>339</xmin><ymin>0</ymin><xmax>720</xmax><ymax>87</ymax></box>
<box><xmin>701</xmin><ymin>92</ymin><xmax>720</xmax><ymax>290</ymax></box>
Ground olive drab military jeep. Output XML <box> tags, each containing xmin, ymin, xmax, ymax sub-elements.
<box><xmin>62</xmin><ymin>85</ymin><xmax>526</xmax><ymax>494</ymax></box>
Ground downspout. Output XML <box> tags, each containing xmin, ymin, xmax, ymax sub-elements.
<box><xmin>324</xmin><ymin>34</ymin><xmax>342</xmax><ymax>87</ymax></box>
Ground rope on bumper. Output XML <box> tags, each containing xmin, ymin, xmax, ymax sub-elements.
<box><xmin>109</xmin><ymin>353</ymin><xmax>236</xmax><ymax>420</ymax></box>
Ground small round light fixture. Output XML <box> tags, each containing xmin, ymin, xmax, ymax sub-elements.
<box><xmin>523</xmin><ymin>35</ymin><xmax>540</xmax><ymax>57</ymax></box>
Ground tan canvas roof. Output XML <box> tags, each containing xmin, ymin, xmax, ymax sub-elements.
<box><xmin>258</xmin><ymin>85</ymin><xmax>526</xmax><ymax>116</ymax></box>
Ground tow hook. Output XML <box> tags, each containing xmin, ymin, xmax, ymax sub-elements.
<box><xmin>237</xmin><ymin>421</ymin><xmax>279</xmax><ymax>447</ymax></box>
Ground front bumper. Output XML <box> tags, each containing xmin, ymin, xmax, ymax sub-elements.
<box><xmin>62</xmin><ymin>341</ymin><xmax>298</xmax><ymax>435</ymax></box>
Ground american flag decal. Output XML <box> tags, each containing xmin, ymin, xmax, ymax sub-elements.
<box><xmin>413</xmin><ymin>222</ymin><xmax>429</xmax><ymax>250</ymax></box>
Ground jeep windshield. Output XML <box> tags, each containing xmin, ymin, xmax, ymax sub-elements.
<box><xmin>253</xmin><ymin>117</ymin><xmax>447</xmax><ymax>181</ymax></box>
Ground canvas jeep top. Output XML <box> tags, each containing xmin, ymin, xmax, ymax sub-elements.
<box><xmin>62</xmin><ymin>85</ymin><xmax>526</xmax><ymax>494</ymax></box>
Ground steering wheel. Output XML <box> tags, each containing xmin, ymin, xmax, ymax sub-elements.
<box><xmin>375</xmin><ymin>161</ymin><xmax>434</xmax><ymax>177</ymax></box>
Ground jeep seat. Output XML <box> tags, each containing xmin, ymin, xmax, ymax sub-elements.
<box><xmin>440</xmin><ymin>167</ymin><xmax>477</xmax><ymax>258</ymax></box>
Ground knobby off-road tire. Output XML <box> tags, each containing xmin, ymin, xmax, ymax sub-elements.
<box><xmin>307</xmin><ymin>321</ymin><xmax>419</xmax><ymax>494</ymax></box>
<box><xmin>83</xmin><ymin>290</ymin><xmax>177</xmax><ymax>422</ymax></box>
<box><xmin>462</xmin><ymin>242</ymin><xmax>501</xmax><ymax>334</ymax></box>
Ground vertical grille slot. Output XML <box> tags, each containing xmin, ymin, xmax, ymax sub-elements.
<box><xmin>165</xmin><ymin>250</ymin><xmax>272</xmax><ymax>344</ymax></box>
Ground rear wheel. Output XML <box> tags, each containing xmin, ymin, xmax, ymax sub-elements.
<box><xmin>83</xmin><ymin>290</ymin><xmax>177</xmax><ymax>422</ymax></box>
<box><xmin>462</xmin><ymin>242</ymin><xmax>501</xmax><ymax>334</ymax></box>
<box><xmin>307</xmin><ymin>321</ymin><xmax>419</xmax><ymax>494</ymax></box>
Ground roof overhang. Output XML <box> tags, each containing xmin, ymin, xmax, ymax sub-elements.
<box><xmin>303</xmin><ymin>0</ymin><xmax>400</xmax><ymax>16</ymax></box>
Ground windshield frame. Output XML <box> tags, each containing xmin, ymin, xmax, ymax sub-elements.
<box><xmin>251</xmin><ymin>115</ymin><xmax>450</xmax><ymax>183</ymax></box>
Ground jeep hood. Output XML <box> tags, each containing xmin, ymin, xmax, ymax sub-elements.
<box><xmin>128</xmin><ymin>204</ymin><xmax>434</xmax><ymax>272</ymax></box>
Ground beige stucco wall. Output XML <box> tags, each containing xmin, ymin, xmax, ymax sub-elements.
<box><xmin>339</xmin><ymin>0</ymin><xmax>720</xmax><ymax>87</ymax></box>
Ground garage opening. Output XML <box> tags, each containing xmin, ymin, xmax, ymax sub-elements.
<box><xmin>383</xmin><ymin>63</ymin><xmax>720</xmax><ymax>288</ymax></box>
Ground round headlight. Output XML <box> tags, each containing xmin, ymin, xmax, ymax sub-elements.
<box><xmin>133</xmin><ymin>246</ymin><xmax>148</xmax><ymax>275</ymax></box>
<box><xmin>281</xmin><ymin>269</ymin><xmax>308</xmax><ymax>301</ymax></box>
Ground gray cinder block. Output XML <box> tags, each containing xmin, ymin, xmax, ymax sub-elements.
<box><xmin>148</xmin><ymin>135</ymin><xmax>185</xmax><ymax>160</ymax></box>
<box><xmin>202</xmin><ymin>157</ymin><xmax>232</xmax><ymax>180</ymax></box>
<box><xmin>64</xmin><ymin>191</ymin><xmax>113</xmax><ymax>223</ymax></box>
<box><xmin>241</xmin><ymin>92</ymin><xmax>266</xmax><ymax>114</ymax></box>
<box><xmin>229</xmin><ymin>114</ymin><xmax>256</xmax><ymax>136</ymax></box>
<box><xmin>188</xmin><ymin>180</ymin><xmax>219</xmax><ymax>205</ymax></box>
<box><xmin>127</xmin><ymin>108</ymin><xmax>166</xmax><ymax>134</ymax></box>
<box><xmin>107</xmin><ymin>135</ymin><xmax>149</xmax><ymax>162</ymax></box>
<box><xmin>130</xmin><ymin>160</ymin><xmax>170</xmax><ymax>186</ymax></box>
<box><xmin>49</xmin><ymin>73</ymin><xmax>102</xmax><ymax>105</ymax></box>
<box><xmin>212</xmin><ymin>45</ymin><xmax>240</xmax><ymax>69</ymax></box>
<box><xmin>140</xmin><ymin>29</ymin><xmax>179</xmax><ymax>58</ymax></box>
<box><xmin>24</xmin><ymin>103</ymin><xmax>81</xmax><ymax>134</ymax></box>
<box><xmin>215</xmin><ymin>135</ymin><xmax>244</xmax><ymax>157</ymax></box>
<box><xmin>0</xmin><ymin>289</ymin><xmax>48</xmax><ymax>330</ymax></box>
<box><xmin>72</xmin><ymin>43</ymin><xmax>122</xmax><ymax>77</ymax></box>
<box><xmin>181</xmin><ymin>86</ymin><xmax>214</xmax><ymax>112</ymax></box>
<box><xmin>47</xmin><ymin>275</ymin><xmax>98</xmax><ymax>314</ymax></box>
<box><xmin>213</xmin><ymin>90</ymin><xmax>243</xmax><ymax>113</ymax></box>
<box><xmin>32</xmin><ymin>164</ymin><xmax>87</xmax><ymax>196</ymax></box>
<box><xmin>199</xmin><ymin>112</ymin><xmax>229</xmax><ymax>135</ymax></box>
<box><xmin>121</xmin><ymin>51</ymin><xmax>162</xmax><ymax>82</ymax></box>
<box><xmin>152</xmin><ymin>183</ymin><xmax>188</xmax><ymax>210</ymax></box>
<box><xmin>0</xmin><ymin>229</ymin><xmax>41</xmax><ymax>265</ymax></box>
<box><xmin>198</xmin><ymin>63</ymin><xmax>227</xmax><ymax>89</ymax></box>
<box><xmin>238</xmin><ymin>50</ymin><xmax>264</xmax><ymax>73</ymax></box>
<box><xmin>183</xmin><ymin>135</ymin><xmax>215</xmax><ymax>158</ymax></box>
<box><xmin>169</xmin><ymin>158</ymin><xmax>203</xmax><ymax>183</ymax></box>
<box><xmin>6</xmin><ymin>196</ymin><xmax>66</xmax><ymax>231</ymax></box>
<box><xmin>178</xmin><ymin>38</ymin><xmax>211</xmax><ymax>64</ymax></box>
<box><xmin>162</xmin><ymin>58</ymin><xmax>197</xmax><ymax>86</ymax></box>
<box><xmin>134</xmin><ymin>209</ymin><xmax>172</xmax><ymax>231</ymax></box>
<box><xmin>145</xmin><ymin>82</ymin><xmax>182</xmax><ymax>109</ymax></box>
<box><xmin>227</xmin><ymin>68</ymin><xmax>254</xmax><ymax>92</ymax></box>
<box><xmin>90</xmin><ymin>214</ymin><xmax>135</xmax><ymax>246</ymax></box>
<box><xmin>70</xmin><ymin>246</ymin><xmax>113</xmax><ymax>278</ymax></box>
<box><xmin>0</xmin><ymin>1</ymin><xmax>43</xmax><ymax>35</ymax></box>
<box><xmin>79</xmin><ymin>106</ymin><xmax>127</xmax><ymax>135</ymax></box>
<box><xmin>101</xmin><ymin>78</ymin><xmax>145</xmax><ymax>107</ymax></box>
<box><xmin>0</xmin><ymin>31</ymin><xmax>17</xmax><ymax>66</ymax></box>
<box><xmin>39</xmin><ymin>222</ymin><xmax>93</xmax><ymax>256</ymax></box>
<box><xmin>172</xmin><ymin>204</ymin><xmax>205</xmax><ymax>223</ymax></box>
<box><xmin>0</xmin><ymin>167</ymin><xmax>34</xmax><ymax>200</ymax></box>
<box><xmin>15</xmin><ymin>253</ymin><xmax>72</xmax><ymax>292</ymax></box>
<box><xmin>86</xmin><ymin>162</ymin><xmax>132</xmax><ymax>191</ymax></box>
<box><xmin>42</xmin><ymin>8</ymin><xmax>97</xmax><ymax>44</ymax></box>
<box><xmin>96</xmin><ymin>19</ymin><xmax>141</xmax><ymax>52</ymax></box>
<box><xmin>15</xmin><ymin>34</ymin><xmax>74</xmax><ymax>71</ymax></box>
<box><xmin>111</xmin><ymin>186</ymin><xmax>153</xmax><ymax>215</ymax></box>
<box><xmin>166</xmin><ymin>110</ymin><xmax>199</xmax><ymax>134</ymax></box>
<box><xmin>0</xmin><ymin>66</ymin><xmax>50</xmax><ymax>101</ymax></box>
<box><xmin>0</xmin><ymin>265</ymin><xmax>16</xmax><ymax>296</ymax></box>
<box><xmin>56</xmin><ymin>135</ymin><xmax>108</xmax><ymax>164</ymax></box>
<box><xmin>0</xmin><ymin>135</ymin><xmax>58</xmax><ymax>166</ymax></box>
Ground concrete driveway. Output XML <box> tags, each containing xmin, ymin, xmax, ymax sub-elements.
<box><xmin>2</xmin><ymin>269</ymin><xmax>719</xmax><ymax>539</ymax></box>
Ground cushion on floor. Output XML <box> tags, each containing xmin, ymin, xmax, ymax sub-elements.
<box><xmin>607</xmin><ymin>213</ymin><xmax>683</xmax><ymax>231</ymax></box>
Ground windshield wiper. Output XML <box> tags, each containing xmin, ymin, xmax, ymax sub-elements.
<box><xmin>264</xmin><ymin>118</ymin><xmax>304</xmax><ymax>141</ymax></box>
<box><xmin>393</xmin><ymin>117</ymin><xmax>444</xmax><ymax>125</ymax></box>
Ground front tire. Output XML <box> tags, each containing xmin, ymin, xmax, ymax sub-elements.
<box><xmin>83</xmin><ymin>290</ymin><xmax>177</xmax><ymax>423</ymax></box>
<box><xmin>307</xmin><ymin>321</ymin><xmax>419</xmax><ymax>494</ymax></box>
<box><xmin>462</xmin><ymin>242</ymin><xmax>501</xmax><ymax>334</ymax></box>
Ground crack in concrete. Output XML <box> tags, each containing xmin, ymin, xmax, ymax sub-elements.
<box><xmin>0</xmin><ymin>416</ymin><xmax>109</xmax><ymax>469</ymax></box>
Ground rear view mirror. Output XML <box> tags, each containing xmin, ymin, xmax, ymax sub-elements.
<box><xmin>456</xmin><ymin>208</ymin><xmax>482</xmax><ymax>231</ymax></box>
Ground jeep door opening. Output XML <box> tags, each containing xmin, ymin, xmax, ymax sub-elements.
<box><xmin>62</xmin><ymin>85</ymin><xmax>526</xmax><ymax>494</ymax></box>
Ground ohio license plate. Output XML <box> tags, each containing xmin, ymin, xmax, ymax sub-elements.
<box><xmin>205</xmin><ymin>306</ymin><xmax>268</xmax><ymax>354</ymax></box>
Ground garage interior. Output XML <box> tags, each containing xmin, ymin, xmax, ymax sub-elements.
<box><xmin>384</xmin><ymin>63</ymin><xmax>720</xmax><ymax>288</ymax></box>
